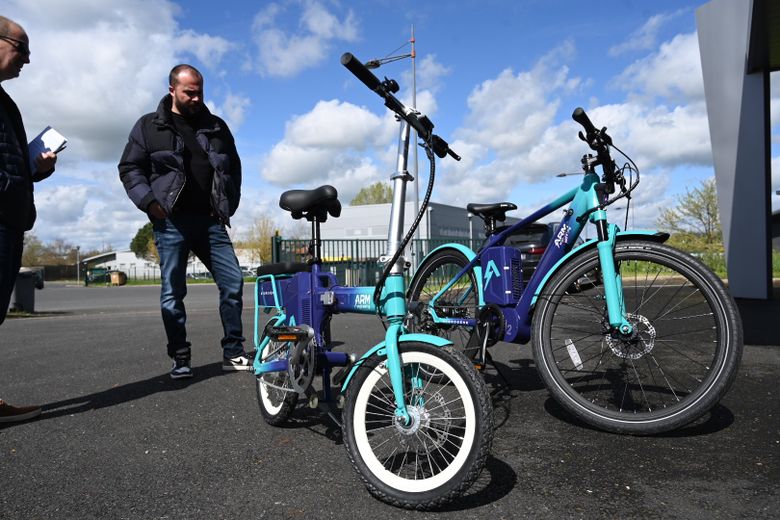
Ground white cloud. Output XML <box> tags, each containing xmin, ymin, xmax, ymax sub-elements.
<box><xmin>260</xmin><ymin>99</ymin><xmax>397</xmax><ymax>193</ymax></box>
<box><xmin>285</xmin><ymin>100</ymin><xmax>388</xmax><ymax>149</ymax></box>
<box><xmin>262</xmin><ymin>143</ymin><xmax>337</xmax><ymax>185</ymax></box>
<box><xmin>432</xmin><ymin>33</ymin><xmax>715</xmax><ymax>211</ymax></box>
<box><xmin>609</xmin><ymin>9</ymin><xmax>688</xmax><ymax>57</ymax></box>
<box><xmin>252</xmin><ymin>1</ymin><xmax>358</xmax><ymax>77</ymax></box>
<box><xmin>207</xmin><ymin>93</ymin><xmax>251</xmax><ymax>129</ymax></box>
<box><xmin>456</xmin><ymin>43</ymin><xmax>579</xmax><ymax>157</ymax></box>
<box><xmin>2</xmin><ymin>0</ymin><xmax>245</xmax><ymax>250</ymax></box>
<box><xmin>5</xmin><ymin>0</ymin><xmax>234</xmax><ymax>164</ymax></box>
<box><xmin>616</xmin><ymin>32</ymin><xmax>704</xmax><ymax>103</ymax></box>
<box><xmin>34</xmin><ymin>185</ymin><xmax>89</xmax><ymax>224</ymax></box>
<box><xmin>31</xmin><ymin>182</ymin><xmax>145</xmax><ymax>251</ymax></box>
<box><xmin>399</xmin><ymin>54</ymin><xmax>452</xmax><ymax>95</ymax></box>
<box><xmin>173</xmin><ymin>30</ymin><xmax>233</xmax><ymax>69</ymax></box>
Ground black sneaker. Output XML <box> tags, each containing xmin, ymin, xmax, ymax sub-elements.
<box><xmin>222</xmin><ymin>354</ymin><xmax>252</xmax><ymax>372</ymax></box>
<box><xmin>170</xmin><ymin>356</ymin><xmax>193</xmax><ymax>379</ymax></box>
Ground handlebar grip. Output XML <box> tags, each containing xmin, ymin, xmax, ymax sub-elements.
<box><xmin>572</xmin><ymin>107</ymin><xmax>597</xmax><ymax>136</ymax></box>
<box><xmin>341</xmin><ymin>52</ymin><xmax>382</xmax><ymax>93</ymax></box>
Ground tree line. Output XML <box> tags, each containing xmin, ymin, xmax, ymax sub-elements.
<box><xmin>21</xmin><ymin>235</ymin><xmax>111</xmax><ymax>267</ymax></box>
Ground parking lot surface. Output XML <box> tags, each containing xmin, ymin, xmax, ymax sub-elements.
<box><xmin>1</xmin><ymin>283</ymin><xmax>778</xmax><ymax>519</ymax></box>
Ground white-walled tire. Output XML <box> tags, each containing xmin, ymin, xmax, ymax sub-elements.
<box><xmin>255</xmin><ymin>339</ymin><xmax>298</xmax><ymax>426</ymax></box>
<box><xmin>343</xmin><ymin>343</ymin><xmax>493</xmax><ymax>509</ymax></box>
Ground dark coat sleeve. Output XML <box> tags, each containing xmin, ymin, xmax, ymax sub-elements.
<box><xmin>221</xmin><ymin>119</ymin><xmax>241</xmax><ymax>216</ymax></box>
<box><xmin>118</xmin><ymin>117</ymin><xmax>157</xmax><ymax>212</ymax></box>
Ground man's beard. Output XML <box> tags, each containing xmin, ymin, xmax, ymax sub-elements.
<box><xmin>174</xmin><ymin>97</ymin><xmax>201</xmax><ymax>117</ymax></box>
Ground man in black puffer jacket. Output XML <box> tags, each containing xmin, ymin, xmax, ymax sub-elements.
<box><xmin>0</xmin><ymin>15</ymin><xmax>56</xmax><ymax>423</ymax></box>
<box><xmin>118</xmin><ymin>64</ymin><xmax>250</xmax><ymax>379</ymax></box>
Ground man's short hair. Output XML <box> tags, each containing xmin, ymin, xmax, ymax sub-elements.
<box><xmin>169</xmin><ymin>64</ymin><xmax>203</xmax><ymax>87</ymax></box>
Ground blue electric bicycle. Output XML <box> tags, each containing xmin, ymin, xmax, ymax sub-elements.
<box><xmin>407</xmin><ymin>108</ymin><xmax>743</xmax><ymax>435</ymax></box>
<box><xmin>251</xmin><ymin>53</ymin><xmax>493</xmax><ymax>509</ymax></box>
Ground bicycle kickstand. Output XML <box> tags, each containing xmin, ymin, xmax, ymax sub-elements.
<box><xmin>474</xmin><ymin>321</ymin><xmax>512</xmax><ymax>388</ymax></box>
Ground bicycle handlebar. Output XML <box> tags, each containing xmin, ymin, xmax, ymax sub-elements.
<box><xmin>572</xmin><ymin>107</ymin><xmax>597</xmax><ymax>137</ymax></box>
<box><xmin>341</xmin><ymin>52</ymin><xmax>460</xmax><ymax>161</ymax></box>
<box><xmin>340</xmin><ymin>51</ymin><xmax>382</xmax><ymax>92</ymax></box>
<box><xmin>571</xmin><ymin>107</ymin><xmax>617</xmax><ymax>193</ymax></box>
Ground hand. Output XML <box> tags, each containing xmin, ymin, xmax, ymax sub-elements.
<box><xmin>148</xmin><ymin>201</ymin><xmax>168</xmax><ymax>219</ymax></box>
<box><xmin>35</xmin><ymin>151</ymin><xmax>57</xmax><ymax>173</ymax></box>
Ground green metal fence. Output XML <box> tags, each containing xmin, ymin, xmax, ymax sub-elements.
<box><xmin>271</xmin><ymin>237</ymin><xmax>478</xmax><ymax>285</ymax></box>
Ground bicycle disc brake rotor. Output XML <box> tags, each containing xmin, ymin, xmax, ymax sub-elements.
<box><xmin>604</xmin><ymin>313</ymin><xmax>656</xmax><ymax>359</ymax></box>
<box><xmin>287</xmin><ymin>337</ymin><xmax>316</xmax><ymax>393</ymax></box>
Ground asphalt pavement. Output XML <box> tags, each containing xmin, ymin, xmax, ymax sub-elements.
<box><xmin>0</xmin><ymin>282</ymin><xmax>777</xmax><ymax>519</ymax></box>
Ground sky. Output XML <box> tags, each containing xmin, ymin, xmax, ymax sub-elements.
<box><xmin>3</xmin><ymin>0</ymin><xmax>779</xmax><ymax>252</ymax></box>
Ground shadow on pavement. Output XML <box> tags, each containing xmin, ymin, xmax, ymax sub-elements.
<box><xmin>542</xmin><ymin>397</ymin><xmax>735</xmax><ymax>436</ymax></box>
<box><xmin>437</xmin><ymin>455</ymin><xmax>518</xmax><ymax>512</ymax></box>
<box><xmin>1</xmin><ymin>362</ymin><xmax>230</xmax><ymax>425</ymax></box>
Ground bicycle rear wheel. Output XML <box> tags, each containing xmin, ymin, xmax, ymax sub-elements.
<box><xmin>255</xmin><ymin>338</ymin><xmax>299</xmax><ymax>425</ymax></box>
<box><xmin>343</xmin><ymin>343</ymin><xmax>494</xmax><ymax>509</ymax></box>
<box><xmin>407</xmin><ymin>250</ymin><xmax>480</xmax><ymax>359</ymax></box>
<box><xmin>532</xmin><ymin>240</ymin><xmax>742</xmax><ymax>435</ymax></box>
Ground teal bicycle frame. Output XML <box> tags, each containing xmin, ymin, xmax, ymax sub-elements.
<box><xmin>422</xmin><ymin>163</ymin><xmax>668</xmax><ymax>345</ymax></box>
<box><xmin>253</xmin><ymin>120</ymin><xmax>452</xmax><ymax>425</ymax></box>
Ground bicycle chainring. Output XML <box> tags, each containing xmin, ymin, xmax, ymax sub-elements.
<box><xmin>287</xmin><ymin>337</ymin><xmax>316</xmax><ymax>394</ymax></box>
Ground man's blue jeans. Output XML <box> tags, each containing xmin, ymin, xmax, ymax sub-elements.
<box><xmin>152</xmin><ymin>214</ymin><xmax>245</xmax><ymax>359</ymax></box>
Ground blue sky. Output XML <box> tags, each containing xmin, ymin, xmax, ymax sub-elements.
<box><xmin>4</xmin><ymin>0</ymin><xmax>778</xmax><ymax>251</ymax></box>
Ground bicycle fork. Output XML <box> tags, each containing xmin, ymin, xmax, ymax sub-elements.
<box><xmin>593</xmin><ymin>212</ymin><xmax>633</xmax><ymax>335</ymax></box>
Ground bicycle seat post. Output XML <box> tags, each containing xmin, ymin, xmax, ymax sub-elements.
<box><xmin>310</xmin><ymin>216</ymin><xmax>322</xmax><ymax>263</ymax></box>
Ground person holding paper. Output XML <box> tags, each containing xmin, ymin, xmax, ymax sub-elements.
<box><xmin>118</xmin><ymin>64</ymin><xmax>249</xmax><ymax>379</ymax></box>
<box><xmin>0</xmin><ymin>15</ymin><xmax>56</xmax><ymax>423</ymax></box>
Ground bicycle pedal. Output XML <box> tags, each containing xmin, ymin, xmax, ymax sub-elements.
<box><xmin>268</xmin><ymin>325</ymin><xmax>312</xmax><ymax>342</ymax></box>
<box><xmin>308</xmin><ymin>394</ymin><xmax>319</xmax><ymax>409</ymax></box>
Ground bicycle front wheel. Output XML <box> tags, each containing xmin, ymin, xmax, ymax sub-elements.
<box><xmin>343</xmin><ymin>343</ymin><xmax>494</xmax><ymax>509</ymax></box>
<box><xmin>407</xmin><ymin>250</ymin><xmax>480</xmax><ymax>359</ymax></box>
<box><xmin>532</xmin><ymin>240</ymin><xmax>742</xmax><ymax>435</ymax></box>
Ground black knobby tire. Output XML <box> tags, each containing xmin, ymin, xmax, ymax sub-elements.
<box><xmin>255</xmin><ymin>339</ymin><xmax>299</xmax><ymax>426</ymax></box>
<box><xmin>407</xmin><ymin>250</ymin><xmax>480</xmax><ymax>359</ymax></box>
<box><xmin>532</xmin><ymin>240</ymin><xmax>742</xmax><ymax>435</ymax></box>
<box><xmin>342</xmin><ymin>343</ymin><xmax>494</xmax><ymax>510</ymax></box>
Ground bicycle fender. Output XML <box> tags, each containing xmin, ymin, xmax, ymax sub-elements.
<box><xmin>340</xmin><ymin>333</ymin><xmax>453</xmax><ymax>392</ymax></box>
<box><xmin>531</xmin><ymin>230</ymin><xmax>669</xmax><ymax>306</ymax></box>
<box><xmin>412</xmin><ymin>243</ymin><xmax>485</xmax><ymax>304</ymax></box>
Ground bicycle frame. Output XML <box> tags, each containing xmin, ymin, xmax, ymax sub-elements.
<box><xmin>253</xmin><ymin>119</ymin><xmax>452</xmax><ymax>424</ymax></box>
<box><xmin>424</xmin><ymin>168</ymin><xmax>649</xmax><ymax>344</ymax></box>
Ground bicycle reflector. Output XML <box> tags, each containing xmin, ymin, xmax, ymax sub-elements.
<box><xmin>269</xmin><ymin>326</ymin><xmax>312</xmax><ymax>342</ymax></box>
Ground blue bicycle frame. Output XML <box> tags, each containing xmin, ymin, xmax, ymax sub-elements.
<box><xmin>252</xmin><ymin>119</ymin><xmax>453</xmax><ymax>424</ymax></box>
<box><xmin>424</xmin><ymin>168</ymin><xmax>651</xmax><ymax>344</ymax></box>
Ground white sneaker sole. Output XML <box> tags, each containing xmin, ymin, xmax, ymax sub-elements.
<box><xmin>222</xmin><ymin>363</ymin><xmax>252</xmax><ymax>372</ymax></box>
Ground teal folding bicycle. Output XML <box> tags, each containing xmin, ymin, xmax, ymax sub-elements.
<box><xmin>408</xmin><ymin>108</ymin><xmax>743</xmax><ymax>435</ymax></box>
<box><xmin>250</xmin><ymin>53</ymin><xmax>493</xmax><ymax>509</ymax></box>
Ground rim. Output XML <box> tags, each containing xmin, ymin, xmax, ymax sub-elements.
<box><xmin>351</xmin><ymin>350</ymin><xmax>476</xmax><ymax>493</ymax></box>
